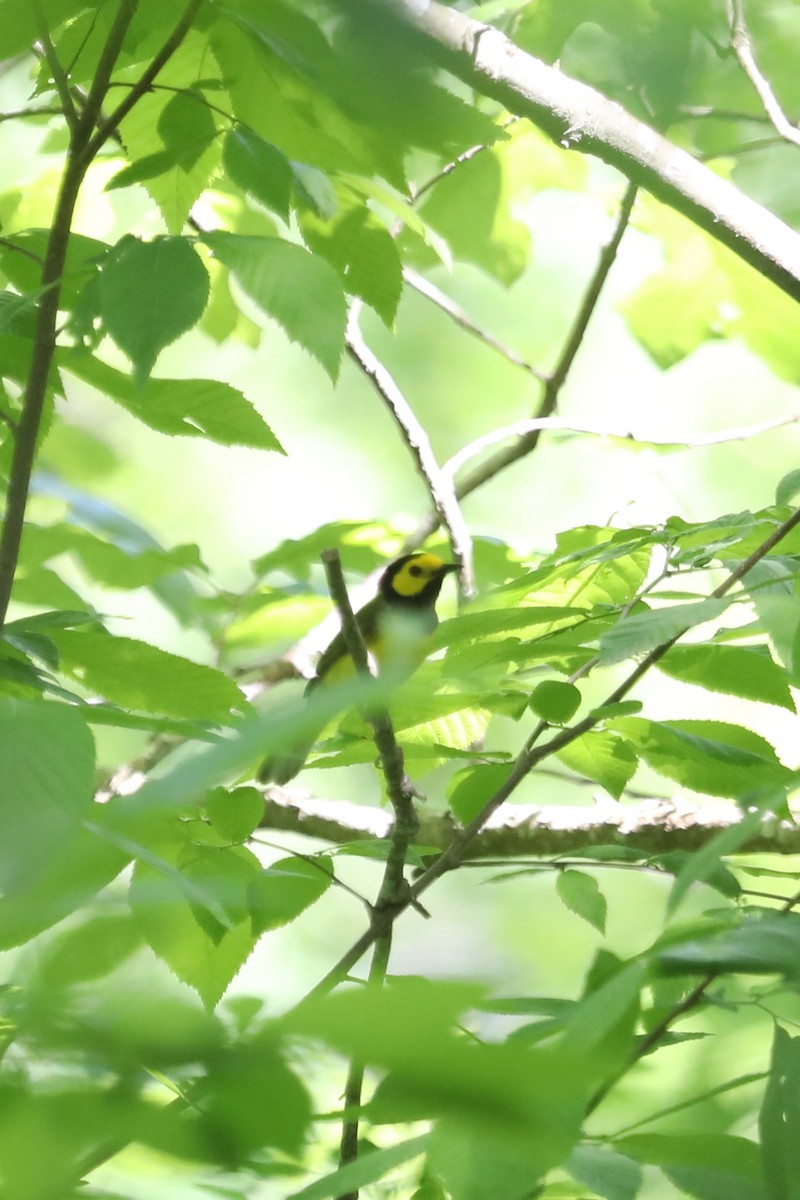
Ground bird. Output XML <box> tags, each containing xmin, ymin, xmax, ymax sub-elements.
<box><xmin>258</xmin><ymin>551</ymin><xmax>460</xmax><ymax>784</ymax></box>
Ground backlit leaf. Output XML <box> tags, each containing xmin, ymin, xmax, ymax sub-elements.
<box><xmin>204</xmin><ymin>233</ymin><xmax>346</xmax><ymax>380</ymax></box>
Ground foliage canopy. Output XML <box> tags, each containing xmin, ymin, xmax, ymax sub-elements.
<box><xmin>3</xmin><ymin>1</ymin><xmax>800</xmax><ymax>1198</ymax></box>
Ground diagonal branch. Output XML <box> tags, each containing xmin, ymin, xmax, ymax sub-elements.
<box><xmin>363</xmin><ymin>0</ymin><xmax>800</xmax><ymax>303</ymax></box>
<box><xmin>727</xmin><ymin>0</ymin><xmax>800</xmax><ymax>149</ymax></box>
<box><xmin>249</xmin><ymin>180</ymin><xmax>637</xmax><ymax>690</ymax></box>
<box><xmin>320</xmin><ymin>549</ymin><xmax>422</xmax><ymax>1192</ymax></box>
<box><xmin>408</xmin><ymin>180</ymin><xmax>637</xmax><ymax>545</ymax></box>
<box><xmin>303</xmin><ymin>502</ymin><xmax>800</xmax><ymax>1000</ymax></box>
<box><xmin>82</xmin><ymin>0</ymin><xmax>205</xmax><ymax>160</ymax></box>
<box><xmin>32</xmin><ymin>0</ymin><xmax>78</xmax><ymax>131</ymax></box>
<box><xmin>345</xmin><ymin>304</ymin><xmax>474</xmax><ymax>597</ymax></box>
<box><xmin>403</xmin><ymin>267</ymin><xmax>547</xmax><ymax>383</ymax></box>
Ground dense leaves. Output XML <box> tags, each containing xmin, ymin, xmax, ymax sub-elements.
<box><xmin>3</xmin><ymin>0</ymin><xmax>800</xmax><ymax>1197</ymax></box>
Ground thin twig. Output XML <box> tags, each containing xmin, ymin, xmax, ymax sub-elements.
<box><xmin>0</xmin><ymin>0</ymin><xmax>211</xmax><ymax>629</ymax></box>
<box><xmin>83</xmin><ymin>0</ymin><xmax>205</xmax><ymax>161</ymax></box>
<box><xmin>727</xmin><ymin>0</ymin><xmax>800</xmax><ymax>148</ymax></box>
<box><xmin>700</xmin><ymin>136</ymin><xmax>787</xmax><ymax>162</ymax></box>
<box><xmin>321</xmin><ymin>550</ymin><xmax>421</xmax><ymax>1195</ymax></box>
<box><xmin>403</xmin><ymin>268</ymin><xmax>547</xmax><ymax>383</ymax></box>
<box><xmin>32</xmin><ymin>0</ymin><xmax>79</xmax><ymax>131</ymax></box>
<box><xmin>441</xmin><ymin>410</ymin><xmax>800</xmax><ymax>481</ymax></box>
<box><xmin>679</xmin><ymin>105</ymin><xmax>772</xmax><ymax>123</ymax></box>
<box><xmin>408</xmin><ymin>180</ymin><xmax>638</xmax><ymax>546</ymax></box>
<box><xmin>251</xmin><ymin>179</ymin><xmax>639</xmax><ymax>689</ymax></box>
<box><xmin>0</xmin><ymin>105</ymin><xmax>63</xmax><ymax>123</ymax></box>
<box><xmin>63</xmin><ymin>4</ymin><xmax>103</xmax><ymax>79</ymax></box>
<box><xmin>302</xmin><ymin>502</ymin><xmax>800</xmax><ymax>1000</ymax></box>
<box><xmin>106</xmin><ymin>79</ymin><xmax>236</xmax><ymax>126</ymax></box>
<box><xmin>71</xmin><ymin>0</ymin><xmax>138</xmax><ymax>160</ymax></box>
<box><xmin>590</xmin><ymin>868</ymin><xmax>800</xmax><ymax>1115</ymax></box>
<box><xmin>0</xmin><ymin>236</ymin><xmax>44</xmax><ymax>267</ymax></box>
<box><xmin>345</xmin><ymin>304</ymin><xmax>474</xmax><ymax>597</ymax></box>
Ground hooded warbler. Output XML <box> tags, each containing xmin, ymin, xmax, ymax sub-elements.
<box><xmin>258</xmin><ymin>551</ymin><xmax>459</xmax><ymax>784</ymax></box>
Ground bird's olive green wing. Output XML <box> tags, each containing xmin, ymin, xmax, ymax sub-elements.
<box><xmin>306</xmin><ymin>594</ymin><xmax>383</xmax><ymax>692</ymax></box>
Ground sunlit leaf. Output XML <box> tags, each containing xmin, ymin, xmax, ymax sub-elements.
<box><xmin>556</xmin><ymin>870</ymin><xmax>607</xmax><ymax>934</ymax></box>
<box><xmin>204</xmin><ymin>232</ymin><xmax>346</xmax><ymax>380</ymax></box>
<box><xmin>98</xmin><ymin>236</ymin><xmax>210</xmax><ymax>382</ymax></box>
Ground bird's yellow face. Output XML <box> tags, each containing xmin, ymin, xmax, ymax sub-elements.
<box><xmin>388</xmin><ymin>553</ymin><xmax>457</xmax><ymax>598</ymax></box>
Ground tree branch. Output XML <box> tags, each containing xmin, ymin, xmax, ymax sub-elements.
<box><xmin>82</xmin><ymin>0</ymin><xmax>205</xmax><ymax>161</ymax></box>
<box><xmin>260</xmin><ymin>792</ymin><xmax>800</xmax><ymax>858</ymax></box>
<box><xmin>408</xmin><ymin>179</ymin><xmax>637</xmax><ymax>546</ymax></box>
<box><xmin>403</xmin><ymin>267</ymin><xmax>547</xmax><ymax>383</ymax></box>
<box><xmin>303</xmin><ymin>502</ymin><xmax>800</xmax><ymax>999</ymax></box>
<box><xmin>441</xmin><ymin>411</ymin><xmax>800</xmax><ymax>480</ymax></box>
<box><xmin>345</xmin><ymin>304</ymin><xmax>474</xmax><ymax>597</ymax></box>
<box><xmin>0</xmin><ymin>0</ymin><xmax>209</xmax><ymax>631</ymax></box>
<box><xmin>32</xmin><ymin>0</ymin><xmax>79</xmax><ymax>131</ymax></box>
<box><xmin>365</xmin><ymin>0</ymin><xmax>800</xmax><ymax>303</ymax></box>
<box><xmin>250</xmin><ymin>181</ymin><xmax>637</xmax><ymax>689</ymax></box>
<box><xmin>321</xmin><ymin>549</ymin><xmax>422</xmax><ymax>1194</ymax></box>
<box><xmin>71</xmin><ymin>0</ymin><xmax>138</xmax><ymax>158</ymax></box>
<box><xmin>727</xmin><ymin>0</ymin><xmax>800</xmax><ymax>149</ymax></box>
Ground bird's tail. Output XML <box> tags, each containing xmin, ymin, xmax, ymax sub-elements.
<box><xmin>256</xmin><ymin>729</ymin><xmax>318</xmax><ymax>785</ymax></box>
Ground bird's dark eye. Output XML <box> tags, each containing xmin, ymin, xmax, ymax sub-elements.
<box><xmin>408</xmin><ymin>564</ymin><xmax>423</xmax><ymax>577</ymax></box>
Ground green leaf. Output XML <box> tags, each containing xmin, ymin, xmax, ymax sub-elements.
<box><xmin>203</xmin><ymin>1038</ymin><xmax>312</xmax><ymax>1159</ymax></box>
<box><xmin>0</xmin><ymin>229</ymin><xmax>109</xmax><ymax>309</ymax></box>
<box><xmin>157</xmin><ymin>89</ymin><xmax>218</xmax><ymax>171</ymax></box>
<box><xmin>0</xmin><ymin>697</ymin><xmax>94</xmax><ymax>893</ymax></box>
<box><xmin>615</xmin><ymin>1133</ymin><xmax>767</xmax><ymax>1200</ymax></box>
<box><xmin>292</xmin><ymin>162</ymin><xmax>338</xmax><ymax>219</ymax></box>
<box><xmin>293</xmin><ymin>981</ymin><xmax>586</xmax><ymax>1198</ymax></box>
<box><xmin>567</xmin><ymin>1144</ymin><xmax>643</xmax><ymax>1200</ymax></box>
<box><xmin>302</xmin><ymin>207</ymin><xmax>403</xmax><ymax>326</ymax></box>
<box><xmin>114</xmin><ymin>38</ymin><xmax>223</xmax><ymax>232</ymax></box>
<box><xmin>251</xmin><ymin>519</ymin><xmax>402</xmax><ymax>579</ymax></box>
<box><xmin>60</xmin><ymin>349</ymin><xmax>283</xmax><ymax>450</ymax></box>
<box><xmin>556</xmin><ymin>870</ymin><xmax>607</xmax><ymax>933</ymax></box>
<box><xmin>52</xmin><ymin>630</ymin><xmax>246</xmax><ymax>721</ymax></box>
<box><xmin>555</xmin><ymin>731</ymin><xmax>637</xmax><ymax>800</ymax></box>
<box><xmin>760</xmin><ymin>1026</ymin><xmax>800</xmax><ymax>1200</ymax></box>
<box><xmin>223</xmin><ymin>126</ymin><xmax>293</xmax><ymax>220</ymax></box>
<box><xmin>658</xmin><ymin>910</ymin><xmax>800</xmax><ymax>981</ymax></box>
<box><xmin>610</xmin><ymin>718</ymin><xmax>791</xmax><ymax>799</ymax></box>
<box><xmin>665</xmin><ymin>811</ymin><xmax>760</xmax><ymax>915</ymax></box>
<box><xmin>776</xmin><ymin>469</ymin><xmax>800</xmax><ymax>507</ymax></box>
<box><xmin>415</xmin><ymin>143</ymin><xmax>531</xmax><ymax>285</ymax></box>
<box><xmin>289</xmin><ymin>1134</ymin><xmax>429</xmax><ymax>1200</ymax></box>
<box><xmin>563</xmin><ymin>959</ymin><xmax>644</xmax><ymax>1060</ymax></box>
<box><xmin>207</xmin><ymin>786</ymin><xmax>265</xmax><ymax>844</ymax></box>
<box><xmin>447</xmin><ymin>763</ymin><xmax>514</xmax><ymax>824</ymax></box>
<box><xmin>248</xmin><ymin>855</ymin><xmax>333</xmax><ymax>936</ymax></box>
<box><xmin>599</xmin><ymin>598</ymin><xmax>735</xmax><ymax>664</ymax></box>
<box><xmin>530</xmin><ymin>680</ymin><xmax>581</xmax><ymax>723</ymax></box>
<box><xmin>130</xmin><ymin>849</ymin><xmax>260</xmax><ymax>1008</ymax></box>
<box><xmin>427</xmin><ymin>1112</ymin><xmax>562</xmax><ymax>1200</ymax></box>
<box><xmin>98</xmin><ymin>236</ymin><xmax>210</xmax><ymax>381</ymax></box>
<box><xmin>658</xmin><ymin>644</ymin><xmax>794</xmax><ymax>711</ymax></box>
<box><xmin>21</xmin><ymin>521</ymin><xmax>204</xmax><ymax>591</ymax></box>
<box><xmin>436</xmin><ymin>606</ymin><xmax>583</xmax><ymax>647</ymax></box>
<box><xmin>29</xmin><ymin>912</ymin><xmax>143</xmax><ymax>991</ymax></box>
<box><xmin>204</xmin><ymin>233</ymin><xmax>346</xmax><ymax>380</ymax></box>
<box><xmin>0</xmin><ymin>288</ymin><xmax>38</xmax><ymax>336</ymax></box>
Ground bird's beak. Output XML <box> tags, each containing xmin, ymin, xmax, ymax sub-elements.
<box><xmin>440</xmin><ymin>562</ymin><xmax>461</xmax><ymax>576</ymax></box>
